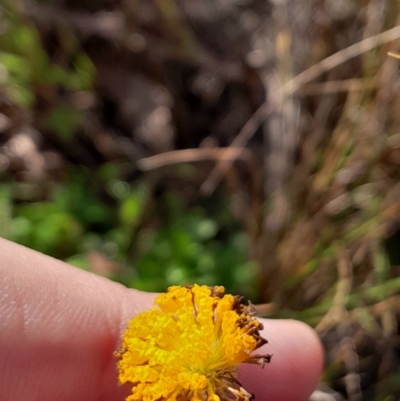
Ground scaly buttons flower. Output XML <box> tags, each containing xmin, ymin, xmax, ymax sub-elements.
<box><xmin>117</xmin><ymin>285</ymin><xmax>271</xmax><ymax>401</ymax></box>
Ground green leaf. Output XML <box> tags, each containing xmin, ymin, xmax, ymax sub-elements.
<box><xmin>45</xmin><ymin>105</ymin><xmax>83</xmax><ymax>140</ymax></box>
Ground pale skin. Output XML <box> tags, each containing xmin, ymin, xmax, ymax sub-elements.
<box><xmin>0</xmin><ymin>237</ymin><xmax>324</xmax><ymax>401</ymax></box>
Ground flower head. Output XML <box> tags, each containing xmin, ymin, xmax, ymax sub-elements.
<box><xmin>117</xmin><ymin>285</ymin><xmax>271</xmax><ymax>401</ymax></box>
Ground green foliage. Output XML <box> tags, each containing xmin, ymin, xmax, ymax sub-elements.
<box><xmin>131</xmin><ymin>199</ymin><xmax>257</xmax><ymax>298</ymax></box>
<box><xmin>0</xmin><ymin>165</ymin><xmax>255</xmax><ymax>298</ymax></box>
<box><xmin>0</xmin><ymin>2</ymin><xmax>95</xmax><ymax>107</ymax></box>
<box><xmin>45</xmin><ymin>106</ymin><xmax>84</xmax><ymax>140</ymax></box>
<box><xmin>12</xmin><ymin>202</ymin><xmax>83</xmax><ymax>258</ymax></box>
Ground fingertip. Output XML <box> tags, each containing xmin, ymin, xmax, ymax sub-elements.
<box><xmin>239</xmin><ymin>319</ymin><xmax>324</xmax><ymax>401</ymax></box>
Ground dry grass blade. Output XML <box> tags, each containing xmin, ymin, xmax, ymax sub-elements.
<box><xmin>299</xmin><ymin>79</ymin><xmax>375</xmax><ymax>96</ymax></box>
<box><xmin>201</xmin><ymin>24</ymin><xmax>400</xmax><ymax>195</ymax></box>
<box><xmin>316</xmin><ymin>250</ymin><xmax>353</xmax><ymax>333</ymax></box>
<box><xmin>137</xmin><ymin>148</ymin><xmax>252</xmax><ymax>171</ymax></box>
<box><xmin>281</xmin><ymin>24</ymin><xmax>400</xmax><ymax>96</ymax></box>
<box><xmin>200</xmin><ymin>103</ymin><xmax>273</xmax><ymax>194</ymax></box>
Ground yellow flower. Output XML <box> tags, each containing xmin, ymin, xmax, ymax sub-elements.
<box><xmin>117</xmin><ymin>285</ymin><xmax>271</xmax><ymax>401</ymax></box>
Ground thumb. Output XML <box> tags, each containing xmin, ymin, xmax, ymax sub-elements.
<box><xmin>240</xmin><ymin>319</ymin><xmax>323</xmax><ymax>401</ymax></box>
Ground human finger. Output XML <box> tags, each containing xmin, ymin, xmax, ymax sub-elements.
<box><xmin>0</xmin><ymin>237</ymin><xmax>323</xmax><ymax>401</ymax></box>
<box><xmin>0</xmin><ymin>237</ymin><xmax>155</xmax><ymax>401</ymax></box>
<box><xmin>239</xmin><ymin>319</ymin><xmax>324</xmax><ymax>401</ymax></box>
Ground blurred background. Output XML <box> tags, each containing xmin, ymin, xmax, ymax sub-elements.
<box><xmin>1</xmin><ymin>0</ymin><xmax>400</xmax><ymax>399</ymax></box>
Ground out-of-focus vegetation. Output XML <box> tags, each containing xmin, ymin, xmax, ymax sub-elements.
<box><xmin>2</xmin><ymin>0</ymin><xmax>400</xmax><ymax>399</ymax></box>
<box><xmin>0</xmin><ymin>0</ymin><xmax>259</xmax><ymax>297</ymax></box>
